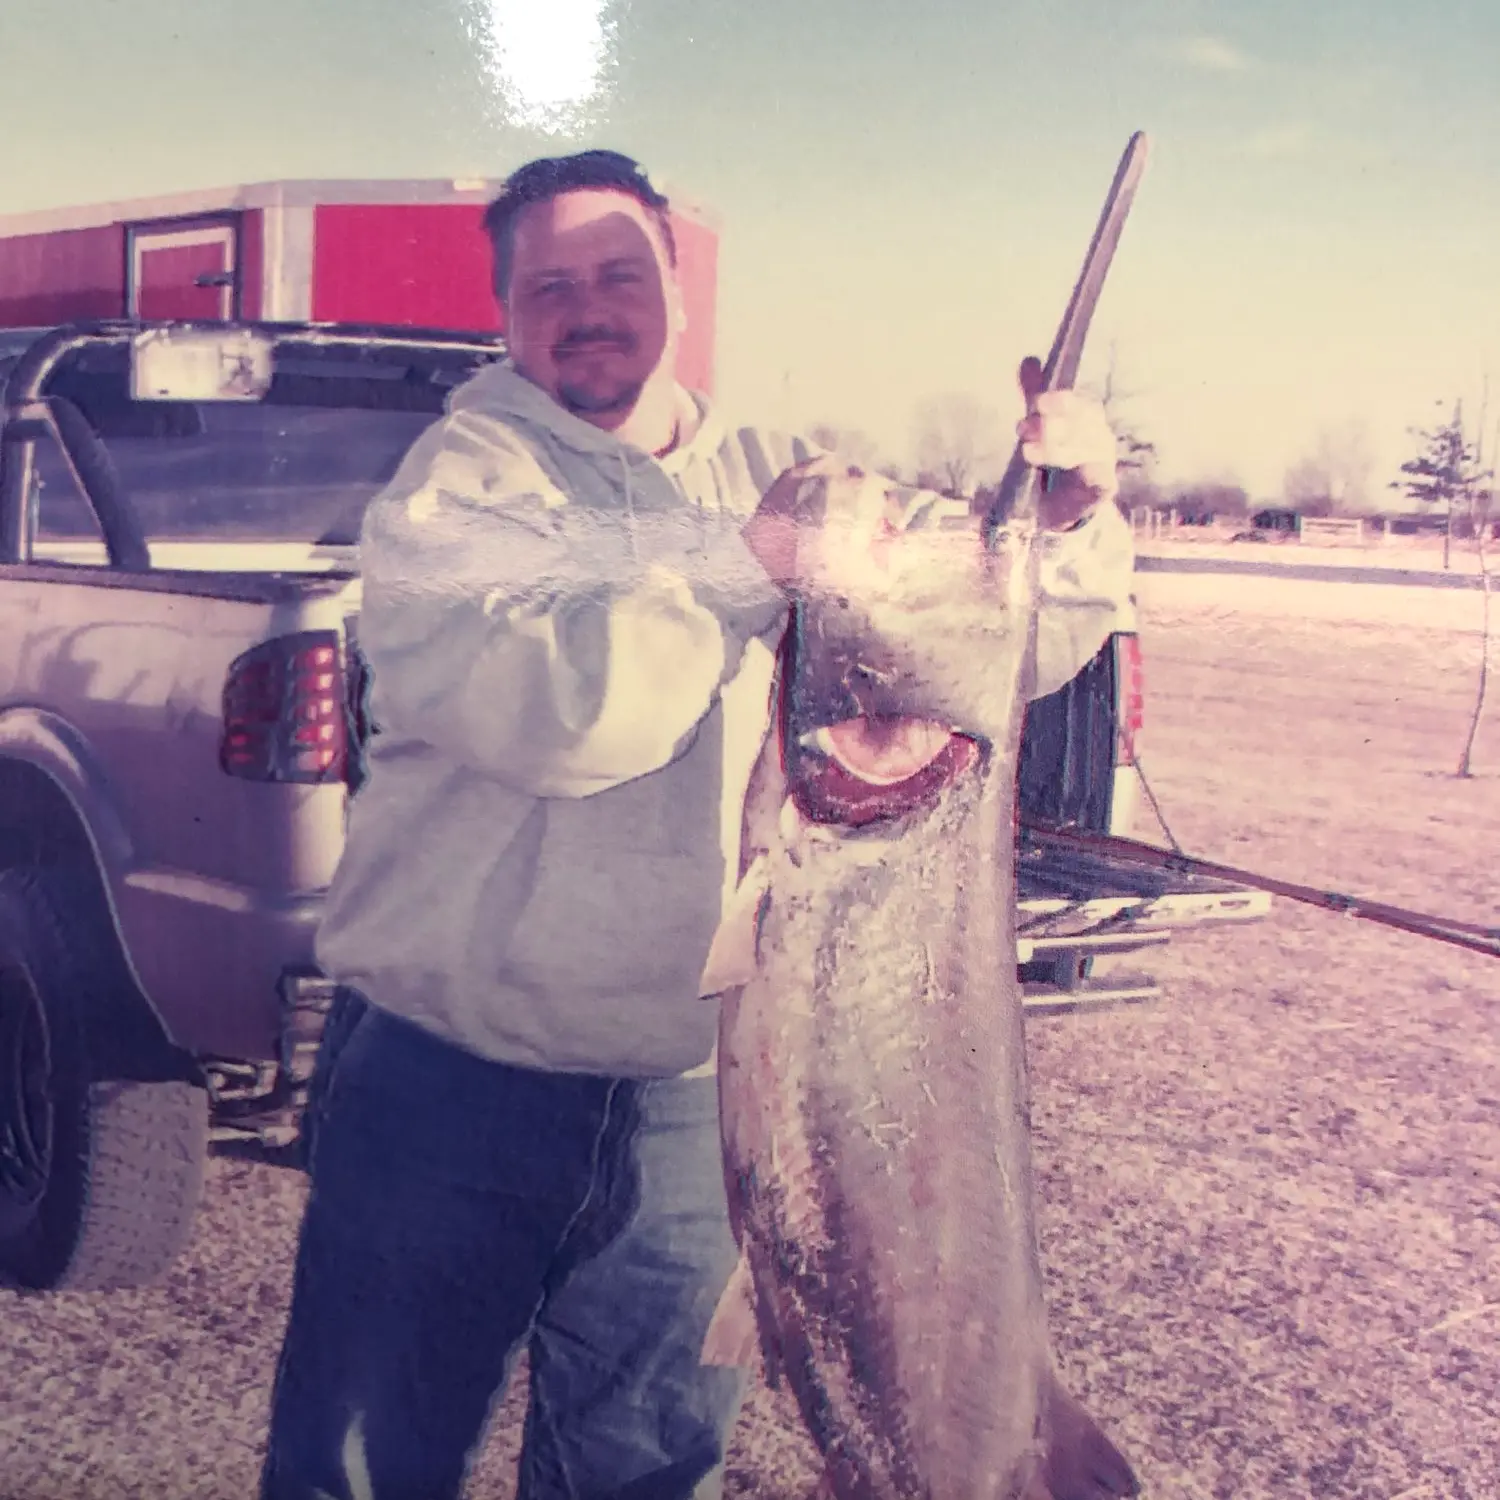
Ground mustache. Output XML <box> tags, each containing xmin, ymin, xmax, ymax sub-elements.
<box><xmin>554</xmin><ymin>326</ymin><xmax>636</xmax><ymax>356</ymax></box>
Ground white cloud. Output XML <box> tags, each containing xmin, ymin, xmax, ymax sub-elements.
<box><xmin>1174</xmin><ymin>35</ymin><xmax>1253</xmax><ymax>73</ymax></box>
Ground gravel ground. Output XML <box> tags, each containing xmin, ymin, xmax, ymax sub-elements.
<box><xmin>3</xmin><ymin>572</ymin><xmax>1497</xmax><ymax>1500</ymax></box>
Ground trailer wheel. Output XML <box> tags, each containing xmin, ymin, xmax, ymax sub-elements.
<box><xmin>0</xmin><ymin>869</ymin><xmax>207</xmax><ymax>1292</ymax></box>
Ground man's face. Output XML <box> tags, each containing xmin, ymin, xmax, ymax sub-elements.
<box><xmin>499</xmin><ymin>188</ymin><xmax>680</xmax><ymax>425</ymax></box>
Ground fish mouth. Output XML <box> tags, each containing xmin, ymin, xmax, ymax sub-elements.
<box><xmin>777</xmin><ymin>592</ymin><xmax>1000</xmax><ymax>832</ymax></box>
<box><xmin>788</xmin><ymin>712</ymin><xmax>982</xmax><ymax>828</ymax></box>
<box><xmin>809</xmin><ymin>717</ymin><xmax>960</xmax><ymax>786</ymax></box>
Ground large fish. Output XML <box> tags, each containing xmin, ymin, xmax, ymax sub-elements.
<box><xmin>701</xmin><ymin>469</ymin><xmax>1139</xmax><ymax>1500</ymax></box>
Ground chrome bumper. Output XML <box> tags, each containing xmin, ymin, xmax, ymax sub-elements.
<box><xmin>203</xmin><ymin>969</ymin><xmax>339</xmax><ymax>1150</ymax></box>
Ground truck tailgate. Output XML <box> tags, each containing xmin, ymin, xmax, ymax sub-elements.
<box><xmin>1017</xmin><ymin>828</ymin><xmax>1270</xmax><ymax>939</ymax></box>
<box><xmin>1015</xmin><ymin>826</ymin><xmax>1271</xmax><ymax>1014</ymax></box>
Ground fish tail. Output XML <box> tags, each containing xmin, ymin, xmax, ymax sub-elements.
<box><xmin>1036</xmin><ymin>1374</ymin><xmax>1141</xmax><ymax>1498</ymax></box>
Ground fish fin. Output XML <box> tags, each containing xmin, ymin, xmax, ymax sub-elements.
<box><xmin>696</xmin><ymin>855</ymin><xmax>772</xmax><ymax>996</ymax></box>
<box><xmin>1038</xmin><ymin>1378</ymin><xmax>1141</xmax><ymax>1499</ymax></box>
<box><xmin>700</xmin><ymin>1252</ymin><xmax>760</xmax><ymax>1368</ymax></box>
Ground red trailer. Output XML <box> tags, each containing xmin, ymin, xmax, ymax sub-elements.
<box><xmin>0</xmin><ymin>176</ymin><xmax>721</xmax><ymax>393</ymax></box>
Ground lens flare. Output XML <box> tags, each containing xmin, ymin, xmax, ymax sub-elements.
<box><xmin>461</xmin><ymin>0</ymin><xmax>619</xmax><ymax>135</ymax></box>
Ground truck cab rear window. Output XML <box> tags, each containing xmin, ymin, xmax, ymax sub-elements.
<box><xmin>22</xmin><ymin>346</ymin><xmax>474</xmax><ymax>553</ymax></box>
<box><xmin>29</xmin><ymin>430</ymin><xmax>110</xmax><ymax>566</ymax></box>
<box><xmin>96</xmin><ymin>402</ymin><xmax>441</xmax><ymax>547</ymax></box>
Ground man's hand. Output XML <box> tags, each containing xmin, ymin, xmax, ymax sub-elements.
<box><xmin>742</xmin><ymin>358</ymin><xmax>1123</xmax><ymax>590</ymax></box>
<box><xmin>1015</xmin><ymin>355</ymin><xmax>1121</xmax><ymax>532</ymax></box>
<box><xmin>741</xmin><ymin>453</ymin><xmax>865</xmax><ymax>585</ymax></box>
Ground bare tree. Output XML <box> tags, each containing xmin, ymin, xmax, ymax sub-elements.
<box><xmin>806</xmin><ymin>423</ymin><xmax>883</xmax><ymax>472</ymax></box>
<box><xmin>912</xmin><ymin>394</ymin><xmax>1004</xmax><ymax>498</ymax></box>
<box><xmin>1087</xmin><ymin>340</ymin><xmax>1158</xmax><ymax>481</ymax></box>
<box><xmin>804</xmin><ymin>426</ymin><xmax>910</xmax><ymax>485</ymax></box>
<box><xmin>1283</xmin><ymin>421</ymin><xmax>1378</xmax><ymax>516</ymax></box>
<box><xmin>1172</xmin><ymin>480</ymin><xmax>1252</xmax><ymax>520</ymax></box>
<box><xmin>1282</xmin><ymin>457</ymin><xmax>1340</xmax><ymax>517</ymax></box>
<box><xmin>1077</xmin><ymin>340</ymin><xmax>1162</xmax><ymax>516</ymax></box>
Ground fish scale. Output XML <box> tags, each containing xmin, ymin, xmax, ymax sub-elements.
<box><xmin>719</xmin><ymin>709</ymin><xmax>1055</xmax><ymax>1494</ymax></box>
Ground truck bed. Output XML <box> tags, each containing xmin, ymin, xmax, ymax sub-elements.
<box><xmin>1014</xmin><ymin>826</ymin><xmax>1270</xmax><ymax>1013</ymax></box>
<box><xmin>1017</xmin><ymin>827</ymin><xmax>1269</xmax><ymax>934</ymax></box>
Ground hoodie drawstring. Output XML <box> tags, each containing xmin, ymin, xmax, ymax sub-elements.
<box><xmin>619</xmin><ymin>452</ymin><xmax>641</xmax><ymax>565</ymax></box>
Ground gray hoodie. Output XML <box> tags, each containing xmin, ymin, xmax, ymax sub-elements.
<box><xmin>314</xmin><ymin>361</ymin><xmax>1135</xmax><ymax>1078</ymax></box>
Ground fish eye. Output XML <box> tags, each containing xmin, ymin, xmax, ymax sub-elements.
<box><xmin>790</xmin><ymin>715</ymin><xmax>980</xmax><ymax>828</ymax></box>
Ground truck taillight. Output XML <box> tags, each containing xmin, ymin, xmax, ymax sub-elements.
<box><xmin>1116</xmin><ymin>632</ymin><xmax>1145</xmax><ymax>767</ymax></box>
<box><xmin>221</xmin><ymin>631</ymin><xmax>349</xmax><ymax>784</ymax></box>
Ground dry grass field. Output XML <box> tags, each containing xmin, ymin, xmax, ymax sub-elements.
<box><xmin>2</xmin><ymin>566</ymin><xmax>1497</xmax><ymax>1500</ymax></box>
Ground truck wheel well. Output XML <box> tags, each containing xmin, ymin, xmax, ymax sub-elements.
<box><xmin>0</xmin><ymin>757</ymin><xmax>98</xmax><ymax>868</ymax></box>
<box><xmin>0</xmin><ymin>757</ymin><xmax>198</xmax><ymax>1085</ymax></box>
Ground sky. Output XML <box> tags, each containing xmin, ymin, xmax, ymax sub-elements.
<box><xmin>2</xmin><ymin>0</ymin><xmax>1499</xmax><ymax>504</ymax></box>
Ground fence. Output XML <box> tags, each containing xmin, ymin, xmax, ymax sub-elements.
<box><xmin>1128</xmin><ymin>509</ymin><xmax>1388</xmax><ymax>547</ymax></box>
<box><xmin>1297</xmin><ymin>516</ymin><xmax>1366</xmax><ymax>545</ymax></box>
<box><xmin>1126</xmin><ymin>507</ymin><xmax>1500</xmax><ymax>564</ymax></box>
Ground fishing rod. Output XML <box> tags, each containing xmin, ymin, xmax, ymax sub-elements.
<box><xmin>972</xmin><ymin>129</ymin><xmax>1149</xmax><ymax>712</ymax></box>
<box><xmin>1022</xmin><ymin>817</ymin><xmax>1500</xmax><ymax>961</ymax></box>
<box><xmin>980</xmin><ymin>130</ymin><xmax>1151</xmax><ymax>544</ymax></box>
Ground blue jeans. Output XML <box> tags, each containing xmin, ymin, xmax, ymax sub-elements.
<box><xmin>260</xmin><ymin>991</ymin><xmax>748</xmax><ymax>1500</ymax></box>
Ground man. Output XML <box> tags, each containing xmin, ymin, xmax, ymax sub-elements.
<box><xmin>260</xmin><ymin>149</ymin><xmax>1133</xmax><ymax>1500</ymax></box>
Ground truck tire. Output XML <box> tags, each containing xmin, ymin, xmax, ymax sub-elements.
<box><xmin>0</xmin><ymin>868</ymin><xmax>208</xmax><ymax>1292</ymax></box>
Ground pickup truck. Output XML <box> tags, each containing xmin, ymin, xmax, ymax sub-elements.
<box><xmin>0</xmin><ymin>319</ymin><xmax>1270</xmax><ymax>1294</ymax></box>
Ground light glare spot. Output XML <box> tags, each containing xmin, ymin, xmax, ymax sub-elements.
<box><xmin>463</xmin><ymin>0</ymin><xmax>618</xmax><ymax>135</ymax></box>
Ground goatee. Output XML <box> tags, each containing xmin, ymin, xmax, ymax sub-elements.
<box><xmin>558</xmin><ymin>380</ymin><xmax>646</xmax><ymax>417</ymax></box>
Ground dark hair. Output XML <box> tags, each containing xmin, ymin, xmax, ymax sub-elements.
<box><xmin>482</xmin><ymin>149</ymin><xmax>677</xmax><ymax>296</ymax></box>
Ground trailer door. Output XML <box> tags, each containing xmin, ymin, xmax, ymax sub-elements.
<box><xmin>127</xmin><ymin>219</ymin><xmax>239</xmax><ymax>320</ymax></box>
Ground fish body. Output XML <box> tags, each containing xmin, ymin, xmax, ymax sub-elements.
<box><xmin>706</xmin><ymin>474</ymin><xmax>1137</xmax><ymax>1500</ymax></box>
